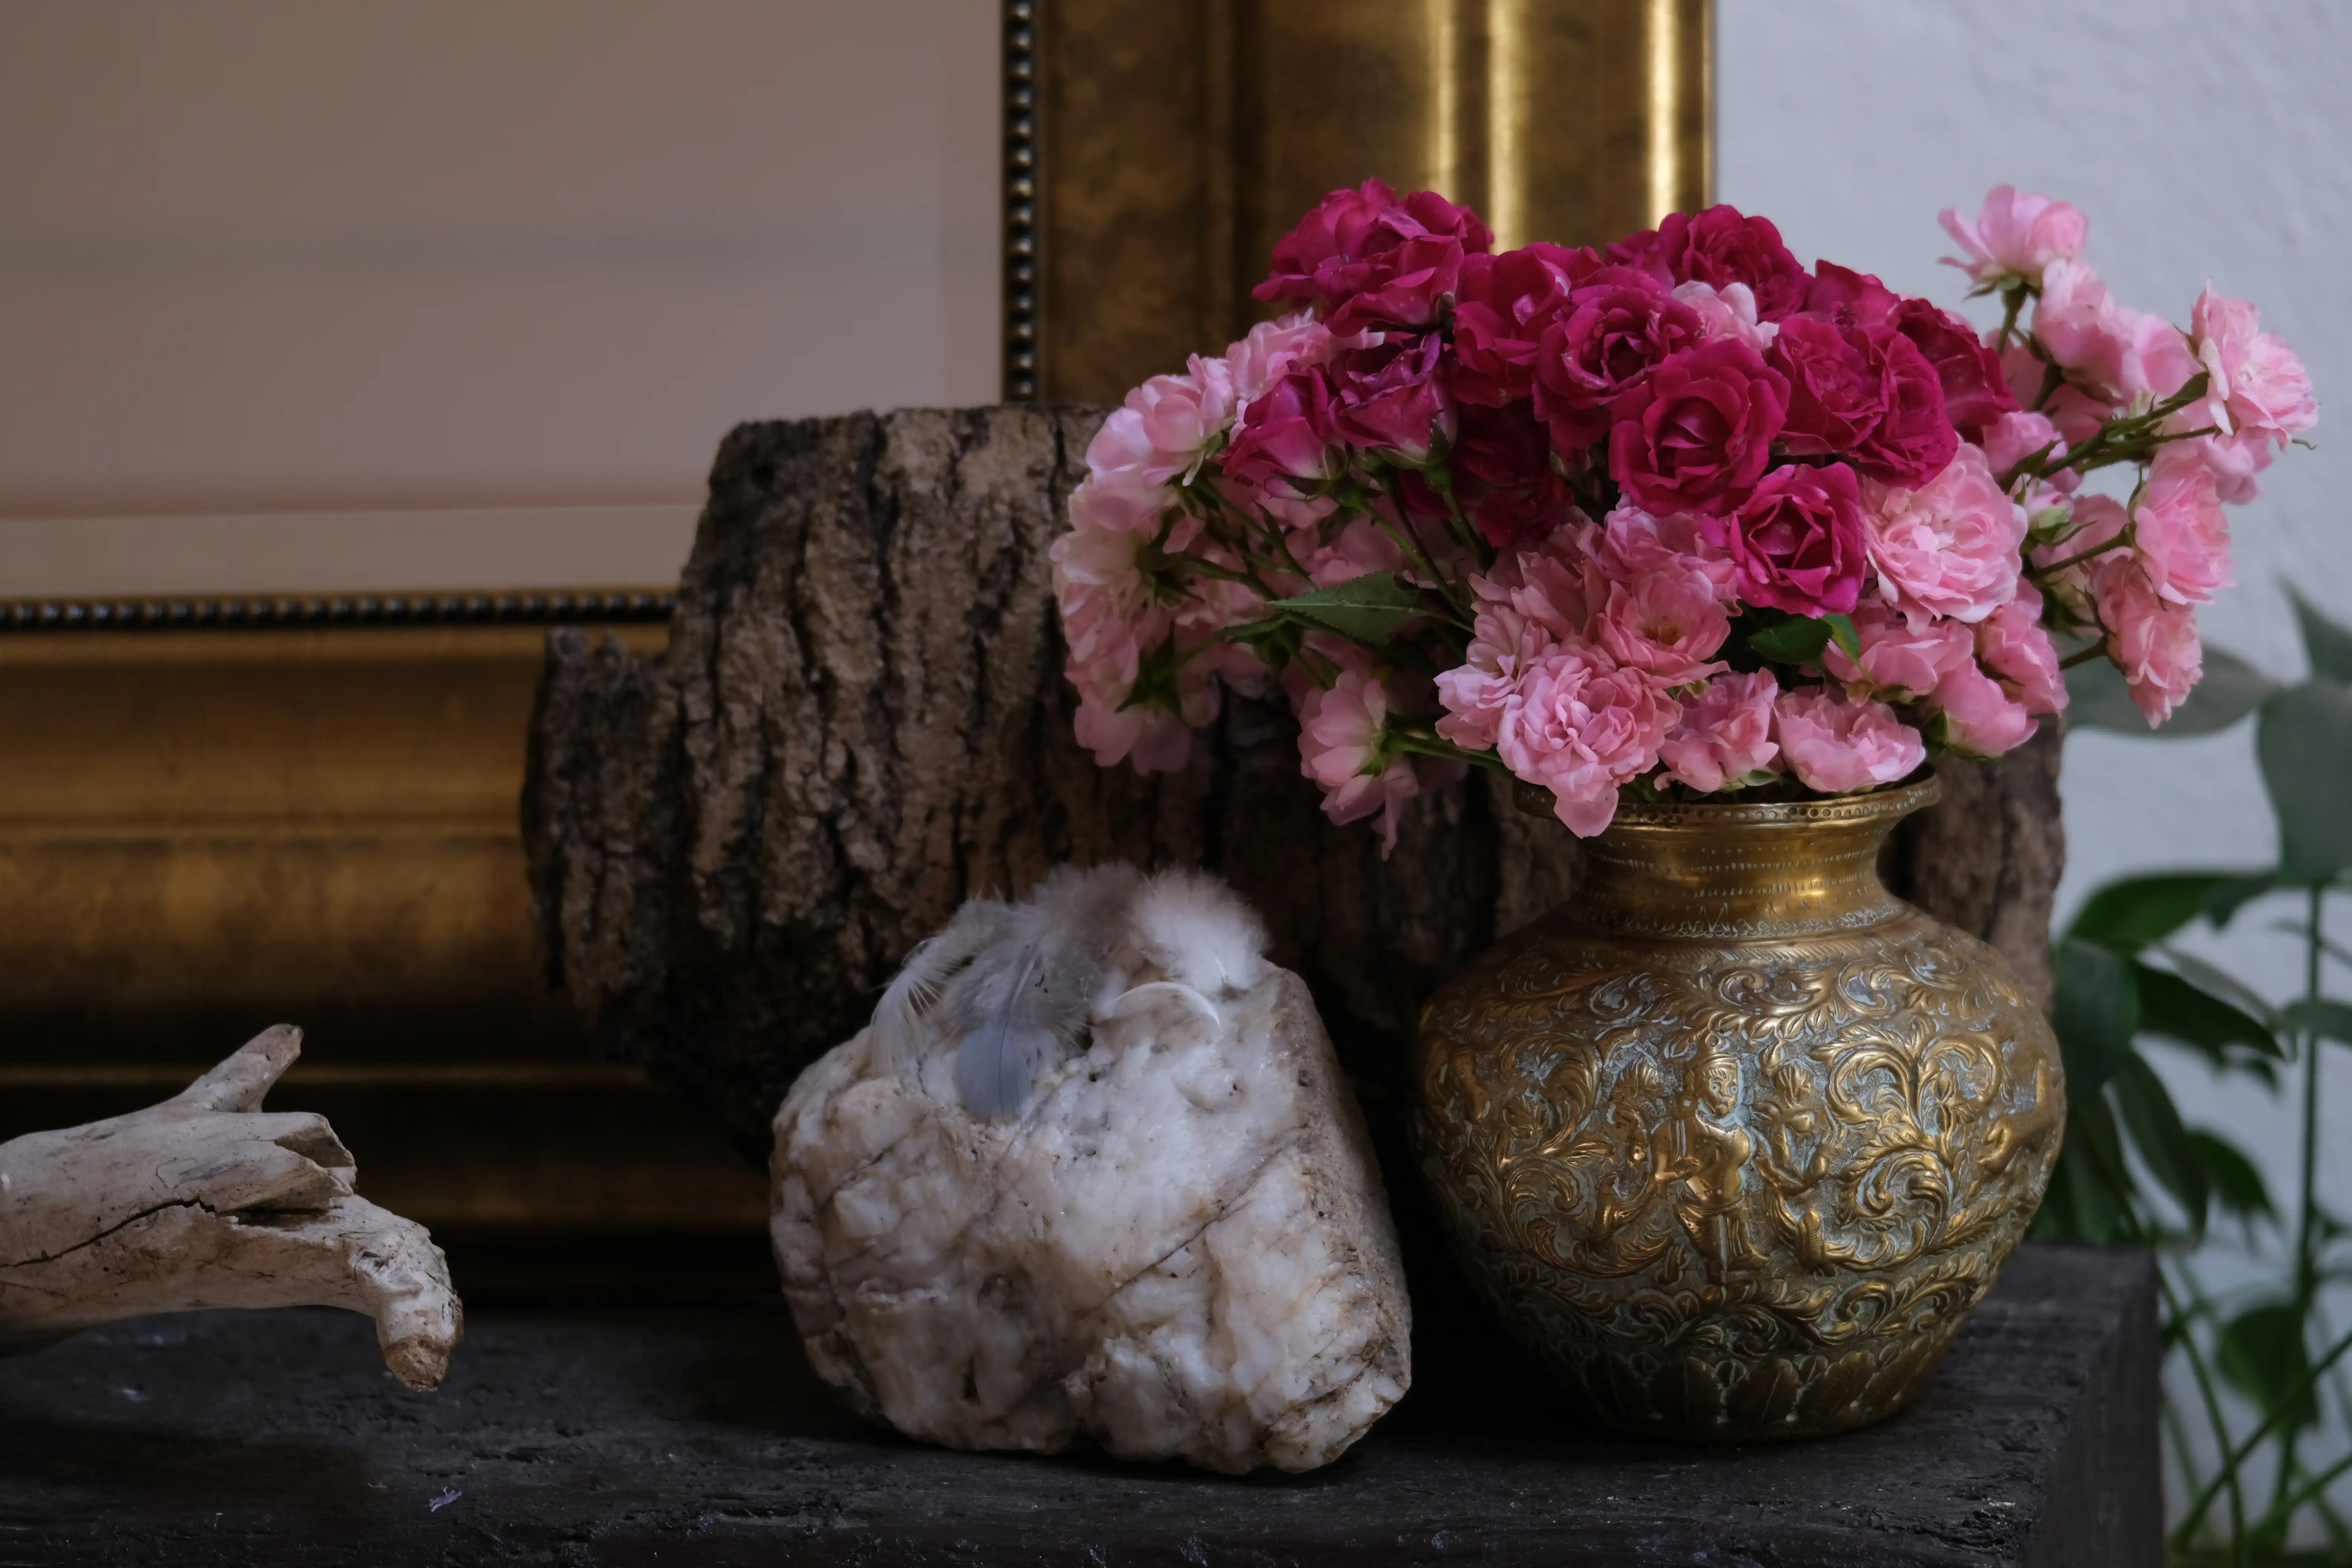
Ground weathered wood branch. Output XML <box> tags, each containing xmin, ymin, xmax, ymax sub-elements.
<box><xmin>0</xmin><ymin>1026</ymin><xmax>463</xmax><ymax>1391</ymax></box>
<box><xmin>524</xmin><ymin>407</ymin><xmax>2064</xmax><ymax>1155</ymax></box>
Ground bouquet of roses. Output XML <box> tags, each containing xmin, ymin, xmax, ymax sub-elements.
<box><xmin>1052</xmin><ymin>181</ymin><xmax>2317</xmax><ymax>852</ymax></box>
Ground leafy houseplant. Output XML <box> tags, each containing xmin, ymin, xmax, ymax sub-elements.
<box><xmin>2043</xmin><ymin>591</ymin><xmax>2352</xmax><ymax>1563</ymax></box>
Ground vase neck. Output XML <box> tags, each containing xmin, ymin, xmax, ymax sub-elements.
<box><xmin>1569</xmin><ymin>790</ymin><xmax>1932</xmax><ymax>940</ymax></box>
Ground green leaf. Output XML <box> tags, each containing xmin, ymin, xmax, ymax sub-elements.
<box><xmin>2202</xmin><ymin>870</ymin><xmax>2285</xmax><ymax>927</ymax></box>
<box><xmin>1264</xmin><ymin>572</ymin><xmax>1424</xmax><ymax>645</ymax></box>
<box><xmin>1823</xmin><ymin>612</ymin><xmax>1862</xmax><ymax>663</ymax></box>
<box><xmin>2107</xmin><ymin>1057</ymin><xmax>2208</xmax><ymax>1235</ymax></box>
<box><xmin>2280</xmin><ymin>997</ymin><xmax>2352</xmax><ymax>1047</ymax></box>
<box><xmin>2038</xmin><ymin>1136</ymin><xmax>2123</xmax><ymax>1244</ymax></box>
<box><xmin>2131</xmin><ymin>960</ymin><xmax>2282</xmax><ymax>1063</ymax></box>
<box><xmin>2217</xmin><ymin>1300</ymin><xmax>2320</xmax><ymax>1432</ymax></box>
<box><xmin>2256</xmin><ymin>679</ymin><xmax>2352</xmax><ymax>885</ymax></box>
<box><xmin>1745</xmin><ymin>614</ymin><xmax>1840</xmax><ymax>666</ymax></box>
<box><xmin>2050</xmin><ymin>937</ymin><xmax>2142</xmax><ymax>1098</ymax></box>
<box><xmin>2289</xmin><ymin>586</ymin><xmax>2352</xmax><ymax>683</ymax></box>
<box><xmin>2188</xmin><ymin>1129</ymin><xmax>2274</xmax><ymax>1224</ymax></box>
<box><xmin>2063</xmin><ymin>645</ymin><xmax>2276</xmax><ymax>735</ymax></box>
<box><xmin>2067</xmin><ymin>873</ymin><xmax>2245</xmax><ymax>949</ymax></box>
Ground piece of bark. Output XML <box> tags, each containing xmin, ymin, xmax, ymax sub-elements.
<box><xmin>0</xmin><ymin>1026</ymin><xmax>463</xmax><ymax>1391</ymax></box>
<box><xmin>524</xmin><ymin>407</ymin><xmax>2064</xmax><ymax>1153</ymax></box>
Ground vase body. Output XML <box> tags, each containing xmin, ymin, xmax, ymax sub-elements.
<box><xmin>1410</xmin><ymin>778</ymin><xmax>2064</xmax><ymax>1442</ymax></box>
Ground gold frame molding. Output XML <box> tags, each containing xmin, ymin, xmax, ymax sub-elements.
<box><xmin>1007</xmin><ymin>0</ymin><xmax>1715</xmax><ymax>405</ymax></box>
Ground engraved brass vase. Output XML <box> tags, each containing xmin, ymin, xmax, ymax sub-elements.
<box><xmin>1410</xmin><ymin>778</ymin><xmax>2064</xmax><ymax>1441</ymax></box>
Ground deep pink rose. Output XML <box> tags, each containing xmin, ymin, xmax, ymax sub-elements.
<box><xmin>1253</xmin><ymin>180</ymin><xmax>1493</xmax><ymax>311</ymax></box>
<box><xmin>1822</xmin><ymin>600</ymin><xmax>1975</xmax><ymax>699</ymax></box>
<box><xmin>1448</xmin><ymin>245</ymin><xmax>1591</xmax><ymax>405</ymax></box>
<box><xmin>1658</xmin><ymin>669</ymin><xmax>1782</xmax><ymax>792</ymax></box>
<box><xmin>1802</xmin><ymin>262</ymin><xmax>1900</xmax><ymax>329</ymax></box>
<box><xmin>1220</xmin><ymin>368</ymin><xmax>1336</xmax><ymax>492</ymax></box>
<box><xmin>2093</xmin><ymin>558</ymin><xmax>2204</xmax><ymax>725</ymax></box>
<box><xmin>1927</xmin><ymin>661</ymin><xmax>2039</xmax><ymax>758</ymax></box>
<box><xmin>1850</xmin><ymin>324</ymin><xmax>1958</xmax><ymax>485</ymax></box>
<box><xmin>1772</xmin><ymin>685</ymin><xmax>1926</xmax><ymax>794</ymax></box>
<box><xmin>2132</xmin><ymin>440</ymin><xmax>2233</xmax><ymax>606</ymax></box>
<box><xmin>1891</xmin><ymin>298</ymin><xmax>2016</xmax><ymax>440</ymax></box>
<box><xmin>1976</xmin><ymin>584</ymin><xmax>2068</xmax><ymax>715</ymax></box>
<box><xmin>1939</xmin><ymin>185</ymin><xmax>2088</xmax><ymax>286</ymax></box>
<box><xmin>1326</xmin><ymin>333</ymin><xmax>1454</xmax><ymax>461</ymax></box>
<box><xmin>1770</xmin><ymin>315</ymin><xmax>1886</xmax><ymax>456</ymax></box>
<box><xmin>1496</xmin><ymin>645</ymin><xmax>1679</xmax><ymax>836</ymax></box>
<box><xmin>1532</xmin><ymin>265</ymin><xmax>1704</xmax><ymax>451</ymax></box>
<box><xmin>1606</xmin><ymin>339</ymin><xmax>1789</xmax><ymax>514</ymax></box>
<box><xmin>1707</xmin><ymin>460</ymin><xmax>1869</xmax><ymax>616</ymax></box>
<box><xmin>1449</xmin><ymin>401</ymin><xmax>1574</xmax><ymax>549</ymax></box>
<box><xmin>1608</xmin><ymin>205</ymin><xmax>1809</xmax><ymax>320</ymax></box>
<box><xmin>1862</xmin><ymin>443</ymin><xmax>2024</xmax><ymax>623</ymax></box>
<box><xmin>1326</xmin><ymin>233</ymin><xmax>1469</xmax><ymax>335</ymax></box>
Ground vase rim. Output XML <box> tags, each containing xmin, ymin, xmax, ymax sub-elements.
<box><xmin>1517</xmin><ymin>772</ymin><xmax>1943</xmax><ymax>833</ymax></box>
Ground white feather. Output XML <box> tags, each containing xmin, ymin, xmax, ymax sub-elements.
<box><xmin>1103</xmin><ymin>980</ymin><xmax>1221</xmax><ymax>1028</ymax></box>
<box><xmin>872</xmin><ymin>901</ymin><xmax>1013</xmax><ymax>1074</ymax></box>
<box><xmin>1126</xmin><ymin>870</ymin><xmax>1269</xmax><ymax>996</ymax></box>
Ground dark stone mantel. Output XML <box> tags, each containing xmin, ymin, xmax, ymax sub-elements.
<box><xmin>0</xmin><ymin>1244</ymin><xmax>2156</xmax><ymax>1567</ymax></box>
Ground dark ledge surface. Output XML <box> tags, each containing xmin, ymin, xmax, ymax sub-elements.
<box><xmin>0</xmin><ymin>1243</ymin><xmax>2155</xmax><ymax>1567</ymax></box>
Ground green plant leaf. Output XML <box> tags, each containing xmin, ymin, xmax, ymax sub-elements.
<box><xmin>1264</xmin><ymin>571</ymin><xmax>1424</xmax><ymax>645</ymax></box>
<box><xmin>2037</xmin><ymin>1136</ymin><xmax>2123</xmax><ymax>1244</ymax></box>
<box><xmin>2280</xmin><ymin>997</ymin><xmax>2352</xmax><ymax>1047</ymax></box>
<box><xmin>2256</xmin><ymin>678</ymin><xmax>2352</xmax><ymax>885</ymax></box>
<box><xmin>2107</xmin><ymin>1057</ymin><xmax>2209</xmax><ymax>1235</ymax></box>
<box><xmin>2188</xmin><ymin>1129</ymin><xmax>2274</xmax><ymax>1225</ymax></box>
<box><xmin>2289</xmin><ymin>586</ymin><xmax>2352</xmax><ymax>683</ymax></box>
<box><xmin>2202</xmin><ymin>870</ymin><xmax>2285</xmax><ymax>928</ymax></box>
<box><xmin>1746</xmin><ymin>614</ymin><xmax>1839</xmax><ymax>666</ymax></box>
<box><xmin>2131</xmin><ymin>961</ymin><xmax>2283</xmax><ymax>1063</ymax></box>
<box><xmin>2067</xmin><ymin>873</ymin><xmax>2248</xmax><ymax>949</ymax></box>
<box><xmin>2217</xmin><ymin>1301</ymin><xmax>2320</xmax><ymax>1432</ymax></box>
<box><xmin>2051</xmin><ymin>937</ymin><xmax>2141</xmax><ymax>1098</ymax></box>
<box><xmin>1823</xmin><ymin>612</ymin><xmax>1862</xmax><ymax>663</ymax></box>
<box><xmin>2063</xmin><ymin>645</ymin><xmax>2276</xmax><ymax>735</ymax></box>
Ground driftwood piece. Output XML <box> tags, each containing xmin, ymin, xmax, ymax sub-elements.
<box><xmin>0</xmin><ymin>1026</ymin><xmax>462</xmax><ymax>1391</ymax></box>
<box><xmin>524</xmin><ymin>407</ymin><xmax>2065</xmax><ymax>1155</ymax></box>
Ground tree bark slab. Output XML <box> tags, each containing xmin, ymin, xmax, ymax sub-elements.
<box><xmin>524</xmin><ymin>407</ymin><xmax>2066</xmax><ymax>1155</ymax></box>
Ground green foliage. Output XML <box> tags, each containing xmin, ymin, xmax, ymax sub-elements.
<box><xmin>2257</xmin><ymin>680</ymin><xmax>2352</xmax><ymax>885</ymax></box>
<box><xmin>1261</xmin><ymin>572</ymin><xmax>1426</xmax><ymax>645</ymax></box>
<box><xmin>2291</xmin><ymin>588</ymin><xmax>2352</xmax><ymax>684</ymax></box>
<box><xmin>1743</xmin><ymin>611</ymin><xmax>1857</xmax><ymax>667</ymax></box>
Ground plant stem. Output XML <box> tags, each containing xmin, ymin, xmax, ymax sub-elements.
<box><xmin>2173</xmin><ymin>1320</ymin><xmax>2352</xmax><ymax>1543</ymax></box>
<box><xmin>2037</xmin><ymin>526</ymin><xmax>2136</xmax><ymax>576</ymax></box>
<box><xmin>2058</xmin><ymin>643</ymin><xmax>2111</xmax><ymax>671</ymax></box>
<box><xmin>2275</xmin><ymin>884</ymin><xmax>2329</xmax><ymax>1519</ymax></box>
<box><xmin>2164</xmin><ymin>1266</ymin><xmax>2249</xmax><ymax>1557</ymax></box>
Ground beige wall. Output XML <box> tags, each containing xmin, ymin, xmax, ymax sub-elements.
<box><xmin>0</xmin><ymin>0</ymin><xmax>1001</xmax><ymax>594</ymax></box>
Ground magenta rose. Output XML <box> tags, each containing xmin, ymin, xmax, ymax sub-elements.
<box><xmin>1851</xmin><ymin>324</ymin><xmax>1959</xmax><ymax>486</ymax></box>
<box><xmin>1449</xmin><ymin>245</ymin><xmax>1589</xmax><ymax>406</ymax></box>
<box><xmin>1707</xmin><ymin>460</ymin><xmax>1869</xmax><ymax>616</ymax></box>
<box><xmin>1606</xmin><ymin>339</ymin><xmax>1789</xmax><ymax>514</ymax></box>
<box><xmin>1220</xmin><ymin>369</ymin><xmax>1336</xmax><ymax>492</ymax></box>
<box><xmin>1326</xmin><ymin>333</ymin><xmax>1454</xmax><ymax>462</ymax></box>
<box><xmin>1801</xmin><ymin>262</ymin><xmax>1900</xmax><ymax>329</ymax></box>
<box><xmin>1448</xmin><ymin>401</ymin><xmax>1573</xmax><ymax>549</ymax></box>
<box><xmin>1255</xmin><ymin>181</ymin><xmax>1493</xmax><ymax>318</ymax></box>
<box><xmin>1326</xmin><ymin>233</ymin><xmax>1469</xmax><ymax>335</ymax></box>
<box><xmin>1890</xmin><ymin>298</ymin><xmax>2015</xmax><ymax>441</ymax></box>
<box><xmin>1607</xmin><ymin>205</ymin><xmax>1810</xmax><ymax>320</ymax></box>
<box><xmin>1770</xmin><ymin>315</ymin><xmax>1887</xmax><ymax>456</ymax></box>
<box><xmin>1254</xmin><ymin>179</ymin><xmax>1399</xmax><ymax>306</ymax></box>
<box><xmin>1531</xmin><ymin>265</ymin><xmax>1704</xmax><ymax>452</ymax></box>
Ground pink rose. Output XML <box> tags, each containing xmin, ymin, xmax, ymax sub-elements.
<box><xmin>2132</xmin><ymin>440</ymin><xmax>2233</xmax><ymax>606</ymax></box>
<box><xmin>2033</xmin><ymin>260</ymin><xmax>2193</xmax><ymax>403</ymax></box>
<box><xmin>1434</xmin><ymin>604</ymin><xmax>1547</xmax><ymax>752</ymax></box>
<box><xmin>1220</xmin><ymin>369</ymin><xmax>1336</xmax><ymax>493</ymax></box>
<box><xmin>2092</xmin><ymin>558</ymin><xmax>2203</xmax><ymax>725</ymax></box>
<box><xmin>1862</xmin><ymin>443</ymin><xmax>2025</xmax><ymax>623</ymax></box>
<box><xmin>1672</xmin><ymin>280</ymin><xmax>1778</xmax><ymax>355</ymax></box>
<box><xmin>1773</xmin><ymin>685</ymin><xmax>1926</xmax><ymax>794</ymax></box>
<box><xmin>1608</xmin><ymin>205</ymin><xmax>1810</xmax><ymax>320</ymax></box>
<box><xmin>1225</xmin><ymin>312</ymin><xmax>1336</xmax><ymax>403</ymax></box>
<box><xmin>1072</xmin><ymin>686</ymin><xmax>1192</xmax><ymax>775</ymax></box>
<box><xmin>2187</xmin><ymin>286</ymin><xmax>2319</xmax><ymax>449</ymax></box>
<box><xmin>1295</xmin><ymin>668</ymin><xmax>1421</xmax><ymax>855</ymax></box>
<box><xmin>1606</xmin><ymin>339</ymin><xmax>1789</xmax><ymax>514</ymax></box>
<box><xmin>1658</xmin><ymin>670</ymin><xmax>1781</xmax><ymax>792</ymax></box>
<box><xmin>1053</xmin><ymin>511</ymin><xmax>1168</xmax><ymax>687</ymax></box>
<box><xmin>1708</xmin><ymin>461</ymin><xmax>1869</xmax><ymax>617</ymax></box>
<box><xmin>1939</xmin><ymin>186</ymin><xmax>2089</xmax><ymax>286</ymax></box>
<box><xmin>1449</xmin><ymin>246</ymin><xmax>1585</xmax><ymax>405</ymax></box>
<box><xmin>1822</xmin><ymin>600</ymin><xmax>1975</xmax><ymax>699</ymax></box>
<box><xmin>2195</xmin><ymin>429</ymin><xmax>2274</xmax><ymax>505</ymax></box>
<box><xmin>1132</xmin><ymin>355</ymin><xmax>1236</xmax><ymax>464</ymax></box>
<box><xmin>1590</xmin><ymin>502</ymin><xmax>1739</xmax><ymax>600</ymax></box>
<box><xmin>1303</xmin><ymin>516</ymin><xmax>1407</xmax><ymax>588</ymax></box>
<box><xmin>1496</xmin><ymin>645</ymin><xmax>1678</xmax><ymax>836</ymax></box>
<box><xmin>1981</xmin><ymin>410</ymin><xmax>2070</xmax><ymax>488</ymax></box>
<box><xmin>1926</xmin><ymin>660</ymin><xmax>2039</xmax><ymax>759</ymax></box>
<box><xmin>1891</xmin><ymin>298</ymin><xmax>2016</xmax><ymax>441</ymax></box>
<box><xmin>1976</xmin><ymin>584</ymin><xmax>2068</xmax><ymax>715</ymax></box>
<box><xmin>1531</xmin><ymin>266</ymin><xmax>1704</xmax><ymax>451</ymax></box>
<box><xmin>1593</xmin><ymin>563</ymin><xmax>1732</xmax><ymax>681</ymax></box>
<box><xmin>1327</xmin><ymin>333</ymin><xmax>1454</xmax><ymax>461</ymax></box>
<box><xmin>1449</xmin><ymin>401</ymin><xmax>1575</xmax><ymax>549</ymax></box>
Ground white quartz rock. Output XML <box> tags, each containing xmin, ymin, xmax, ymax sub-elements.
<box><xmin>770</xmin><ymin>866</ymin><xmax>1411</xmax><ymax>1474</ymax></box>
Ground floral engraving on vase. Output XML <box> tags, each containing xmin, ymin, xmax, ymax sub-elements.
<box><xmin>1413</xmin><ymin>797</ymin><xmax>2063</xmax><ymax>1442</ymax></box>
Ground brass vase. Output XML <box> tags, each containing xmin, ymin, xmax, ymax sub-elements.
<box><xmin>1410</xmin><ymin>777</ymin><xmax>2064</xmax><ymax>1442</ymax></box>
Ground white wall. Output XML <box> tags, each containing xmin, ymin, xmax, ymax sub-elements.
<box><xmin>0</xmin><ymin>0</ymin><xmax>1000</xmax><ymax>593</ymax></box>
<box><xmin>1722</xmin><ymin>0</ymin><xmax>2350</xmax><ymax>1525</ymax></box>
